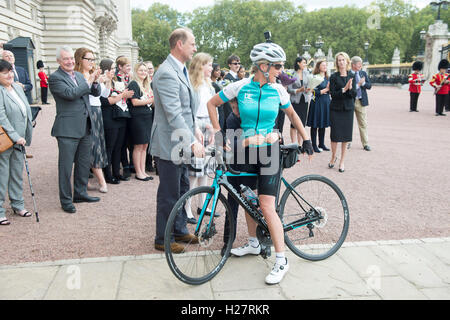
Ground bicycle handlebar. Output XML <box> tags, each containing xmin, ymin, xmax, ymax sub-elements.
<box><xmin>182</xmin><ymin>143</ymin><xmax>305</xmax><ymax>175</ymax></box>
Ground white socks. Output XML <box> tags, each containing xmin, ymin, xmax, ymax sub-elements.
<box><xmin>276</xmin><ymin>252</ymin><xmax>287</xmax><ymax>265</ymax></box>
<box><xmin>248</xmin><ymin>237</ymin><xmax>260</xmax><ymax>248</ymax></box>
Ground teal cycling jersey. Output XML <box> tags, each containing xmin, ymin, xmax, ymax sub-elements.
<box><xmin>219</xmin><ymin>77</ymin><xmax>291</xmax><ymax>140</ymax></box>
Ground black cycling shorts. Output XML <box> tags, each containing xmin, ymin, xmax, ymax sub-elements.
<box><xmin>232</xmin><ymin>142</ymin><xmax>281</xmax><ymax>197</ymax></box>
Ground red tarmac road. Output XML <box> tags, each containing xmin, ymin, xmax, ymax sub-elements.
<box><xmin>0</xmin><ymin>86</ymin><xmax>449</xmax><ymax>265</ymax></box>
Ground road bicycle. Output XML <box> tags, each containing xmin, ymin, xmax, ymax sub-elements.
<box><xmin>164</xmin><ymin>143</ymin><xmax>350</xmax><ymax>285</ymax></box>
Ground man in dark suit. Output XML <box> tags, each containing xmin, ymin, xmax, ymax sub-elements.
<box><xmin>150</xmin><ymin>28</ymin><xmax>204</xmax><ymax>253</ymax></box>
<box><xmin>222</xmin><ymin>55</ymin><xmax>241</xmax><ymax>129</ymax></box>
<box><xmin>48</xmin><ymin>46</ymin><xmax>101</xmax><ymax>214</ymax></box>
<box><xmin>350</xmin><ymin>56</ymin><xmax>372</xmax><ymax>151</ymax></box>
<box><xmin>2</xmin><ymin>50</ymin><xmax>33</xmax><ymax>104</ymax></box>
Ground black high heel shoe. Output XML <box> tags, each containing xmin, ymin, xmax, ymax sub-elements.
<box><xmin>328</xmin><ymin>157</ymin><xmax>337</xmax><ymax>169</ymax></box>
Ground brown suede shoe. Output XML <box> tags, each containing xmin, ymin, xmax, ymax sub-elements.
<box><xmin>175</xmin><ymin>233</ymin><xmax>199</xmax><ymax>244</ymax></box>
<box><xmin>154</xmin><ymin>242</ymin><xmax>185</xmax><ymax>253</ymax></box>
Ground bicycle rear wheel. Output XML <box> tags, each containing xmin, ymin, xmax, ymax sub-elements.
<box><xmin>164</xmin><ymin>186</ymin><xmax>234</xmax><ymax>285</ymax></box>
<box><xmin>279</xmin><ymin>175</ymin><xmax>349</xmax><ymax>261</ymax></box>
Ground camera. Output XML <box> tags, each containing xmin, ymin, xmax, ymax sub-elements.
<box><xmin>264</xmin><ymin>31</ymin><xmax>272</xmax><ymax>43</ymax></box>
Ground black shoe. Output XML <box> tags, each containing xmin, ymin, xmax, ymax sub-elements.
<box><xmin>439</xmin><ymin>113</ymin><xmax>447</xmax><ymax>116</ymax></box>
<box><xmin>62</xmin><ymin>204</ymin><xmax>76</xmax><ymax>214</ymax></box>
<box><xmin>313</xmin><ymin>146</ymin><xmax>321</xmax><ymax>153</ymax></box>
<box><xmin>319</xmin><ymin>145</ymin><xmax>330</xmax><ymax>151</ymax></box>
<box><xmin>136</xmin><ymin>176</ymin><xmax>153</xmax><ymax>181</ymax></box>
<box><xmin>187</xmin><ymin>217</ymin><xmax>197</xmax><ymax>224</ymax></box>
<box><xmin>118</xmin><ymin>175</ymin><xmax>130</xmax><ymax>181</ymax></box>
<box><xmin>106</xmin><ymin>177</ymin><xmax>120</xmax><ymax>184</ymax></box>
<box><xmin>73</xmin><ymin>195</ymin><xmax>100</xmax><ymax>203</ymax></box>
<box><xmin>363</xmin><ymin>145</ymin><xmax>371</xmax><ymax>151</ymax></box>
<box><xmin>414</xmin><ymin>110</ymin><xmax>419</xmax><ymax>112</ymax></box>
<box><xmin>122</xmin><ymin>169</ymin><xmax>131</xmax><ymax>179</ymax></box>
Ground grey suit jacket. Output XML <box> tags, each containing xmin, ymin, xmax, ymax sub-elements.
<box><xmin>0</xmin><ymin>83</ymin><xmax>33</xmax><ymax>145</ymax></box>
<box><xmin>49</xmin><ymin>67</ymin><xmax>100</xmax><ymax>139</ymax></box>
<box><xmin>287</xmin><ymin>69</ymin><xmax>312</xmax><ymax>104</ymax></box>
<box><xmin>150</xmin><ymin>55</ymin><xmax>198</xmax><ymax>162</ymax></box>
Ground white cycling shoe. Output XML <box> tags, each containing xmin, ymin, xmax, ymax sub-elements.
<box><xmin>230</xmin><ymin>243</ymin><xmax>261</xmax><ymax>256</ymax></box>
<box><xmin>265</xmin><ymin>258</ymin><xmax>289</xmax><ymax>285</ymax></box>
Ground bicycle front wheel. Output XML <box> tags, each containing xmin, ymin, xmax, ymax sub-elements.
<box><xmin>164</xmin><ymin>186</ymin><xmax>234</xmax><ymax>285</ymax></box>
<box><xmin>279</xmin><ymin>175</ymin><xmax>349</xmax><ymax>261</ymax></box>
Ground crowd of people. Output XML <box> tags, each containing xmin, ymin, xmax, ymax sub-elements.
<box><xmin>1</xmin><ymin>26</ymin><xmax>449</xmax><ymax>285</ymax></box>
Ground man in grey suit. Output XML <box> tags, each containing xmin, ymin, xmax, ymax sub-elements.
<box><xmin>49</xmin><ymin>46</ymin><xmax>101</xmax><ymax>214</ymax></box>
<box><xmin>150</xmin><ymin>28</ymin><xmax>204</xmax><ymax>253</ymax></box>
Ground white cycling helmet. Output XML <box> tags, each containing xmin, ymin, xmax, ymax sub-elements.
<box><xmin>250</xmin><ymin>42</ymin><xmax>286</xmax><ymax>64</ymax></box>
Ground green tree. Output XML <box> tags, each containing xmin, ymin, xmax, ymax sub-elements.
<box><xmin>132</xmin><ymin>3</ymin><xmax>186</xmax><ymax>65</ymax></box>
<box><xmin>131</xmin><ymin>0</ymin><xmax>448</xmax><ymax>67</ymax></box>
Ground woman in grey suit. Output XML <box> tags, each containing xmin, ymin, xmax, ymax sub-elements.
<box><xmin>287</xmin><ymin>56</ymin><xmax>311</xmax><ymax>145</ymax></box>
<box><xmin>0</xmin><ymin>60</ymin><xmax>33</xmax><ymax>225</ymax></box>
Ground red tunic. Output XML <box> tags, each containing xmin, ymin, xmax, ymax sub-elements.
<box><xmin>408</xmin><ymin>73</ymin><xmax>424</xmax><ymax>93</ymax></box>
<box><xmin>38</xmin><ymin>71</ymin><xmax>48</xmax><ymax>88</ymax></box>
<box><xmin>429</xmin><ymin>73</ymin><xmax>450</xmax><ymax>95</ymax></box>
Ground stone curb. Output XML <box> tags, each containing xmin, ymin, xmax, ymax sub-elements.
<box><xmin>0</xmin><ymin>237</ymin><xmax>449</xmax><ymax>270</ymax></box>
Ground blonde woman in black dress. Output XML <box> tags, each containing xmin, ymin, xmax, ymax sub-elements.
<box><xmin>127</xmin><ymin>63</ymin><xmax>154</xmax><ymax>181</ymax></box>
<box><xmin>328</xmin><ymin>52</ymin><xmax>356</xmax><ymax>173</ymax></box>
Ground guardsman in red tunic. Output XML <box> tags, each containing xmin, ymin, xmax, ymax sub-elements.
<box><xmin>408</xmin><ymin>61</ymin><xmax>424</xmax><ymax>112</ymax></box>
<box><xmin>429</xmin><ymin>59</ymin><xmax>449</xmax><ymax>116</ymax></box>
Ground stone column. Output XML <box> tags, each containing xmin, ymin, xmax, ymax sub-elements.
<box><xmin>115</xmin><ymin>0</ymin><xmax>139</xmax><ymax>65</ymax></box>
<box><xmin>327</xmin><ymin>47</ymin><xmax>334</xmax><ymax>76</ymax></box>
<box><xmin>391</xmin><ymin>47</ymin><xmax>401</xmax><ymax>76</ymax></box>
<box><xmin>423</xmin><ymin>20</ymin><xmax>449</xmax><ymax>80</ymax></box>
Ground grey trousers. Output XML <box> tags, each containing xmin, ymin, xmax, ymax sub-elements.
<box><xmin>154</xmin><ymin>158</ymin><xmax>190</xmax><ymax>245</ymax></box>
<box><xmin>56</xmin><ymin>124</ymin><xmax>92</xmax><ymax>207</ymax></box>
<box><xmin>0</xmin><ymin>147</ymin><xmax>25</xmax><ymax>219</ymax></box>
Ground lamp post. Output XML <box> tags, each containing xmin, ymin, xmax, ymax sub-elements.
<box><xmin>302</xmin><ymin>39</ymin><xmax>311</xmax><ymax>61</ymax></box>
<box><xmin>314</xmin><ymin>36</ymin><xmax>325</xmax><ymax>62</ymax></box>
<box><xmin>364</xmin><ymin>41</ymin><xmax>370</xmax><ymax>63</ymax></box>
<box><xmin>430</xmin><ymin>0</ymin><xmax>449</xmax><ymax>20</ymax></box>
<box><xmin>315</xmin><ymin>36</ymin><xmax>324</xmax><ymax>50</ymax></box>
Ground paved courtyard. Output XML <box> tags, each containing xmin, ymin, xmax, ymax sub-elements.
<box><xmin>0</xmin><ymin>86</ymin><xmax>449</xmax><ymax>300</ymax></box>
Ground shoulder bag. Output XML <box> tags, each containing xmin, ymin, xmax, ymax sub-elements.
<box><xmin>0</xmin><ymin>126</ymin><xmax>14</xmax><ymax>154</ymax></box>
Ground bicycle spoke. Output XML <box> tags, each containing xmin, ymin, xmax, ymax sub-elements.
<box><xmin>165</xmin><ymin>186</ymin><xmax>233</xmax><ymax>284</ymax></box>
<box><xmin>280</xmin><ymin>175</ymin><xmax>349</xmax><ymax>261</ymax></box>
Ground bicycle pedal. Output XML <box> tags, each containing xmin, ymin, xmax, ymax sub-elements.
<box><xmin>260</xmin><ymin>245</ymin><xmax>271</xmax><ymax>259</ymax></box>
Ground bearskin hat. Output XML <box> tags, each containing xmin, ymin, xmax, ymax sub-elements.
<box><xmin>438</xmin><ymin>59</ymin><xmax>449</xmax><ymax>71</ymax></box>
<box><xmin>412</xmin><ymin>61</ymin><xmax>423</xmax><ymax>71</ymax></box>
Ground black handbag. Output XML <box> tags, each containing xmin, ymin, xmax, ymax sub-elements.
<box><xmin>112</xmin><ymin>104</ymin><xmax>131</xmax><ymax>119</ymax></box>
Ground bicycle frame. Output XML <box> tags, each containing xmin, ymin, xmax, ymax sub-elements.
<box><xmin>194</xmin><ymin>153</ymin><xmax>323</xmax><ymax>239</ymax></box>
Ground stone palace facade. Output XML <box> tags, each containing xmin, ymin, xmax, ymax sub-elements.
<box><xmin>0</xmin><ymin>0</ymin><xmax>139</xmax><ymax>101</ymax></box>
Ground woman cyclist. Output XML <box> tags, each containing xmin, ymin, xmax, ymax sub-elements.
<box><xmin>207</xmin><ymin>42</ymin><xmax>314</xmax><ymax>284</ymax></box>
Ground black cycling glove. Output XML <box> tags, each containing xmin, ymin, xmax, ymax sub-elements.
<box><xmin>302</xmin><ymin>140</ymin><xmax>314</xmax><ymax>155</ymax></box>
